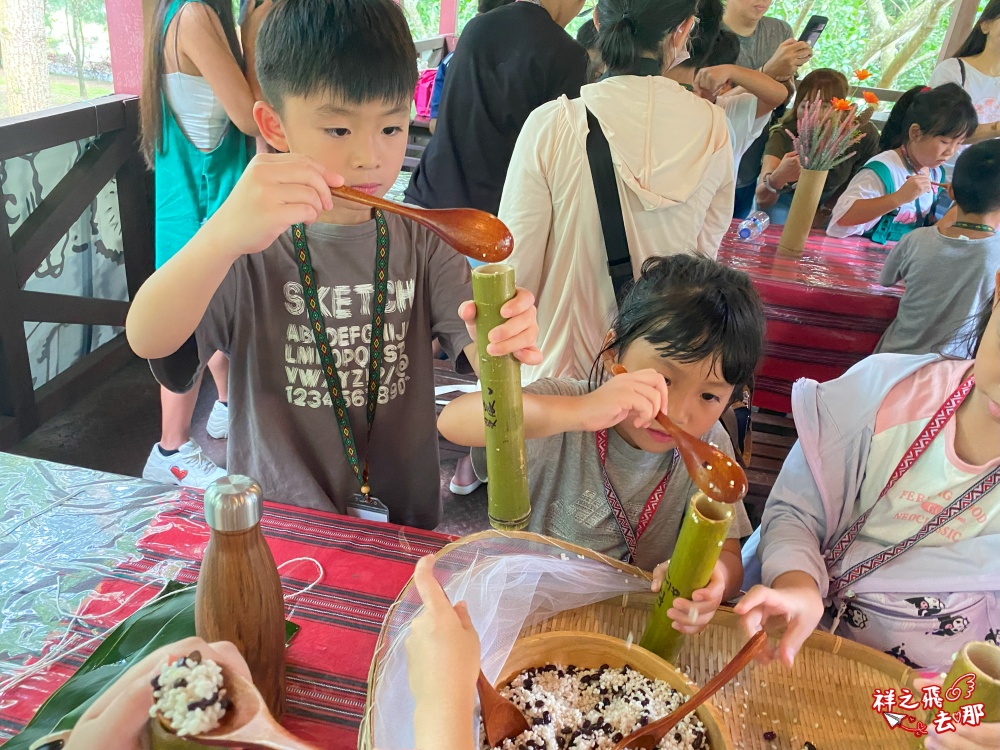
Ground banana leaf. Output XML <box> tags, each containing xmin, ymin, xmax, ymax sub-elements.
<box><xmin>6</xmin><ymin>582</ymin><xmax>299</xmax><ymax>750</ymax></box>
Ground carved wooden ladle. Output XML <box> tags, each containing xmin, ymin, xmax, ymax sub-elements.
<box><xmin>330</xmin><ymin>185</ymin><xmax>513</xmax><ymax>263</ymax></box>
<box><xmin>611</xmin><ymin>631</ymin><xmax>768</xmax><ymax>750</ymax></box>
<box><xmin>609</xmin><ymin>364</ymin><xmax>748</xmax><ymax>504</ymax></box>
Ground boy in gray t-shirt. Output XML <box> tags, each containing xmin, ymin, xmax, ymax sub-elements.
<box><xmin>877</xmin><ymin>141</ymin><xmax>1000</xmax><ymax>358</ymax></box>
<box><xmin>126</xmin><ymin>0</ymin><xmax>541</xmax><ymax>530</ymax></box>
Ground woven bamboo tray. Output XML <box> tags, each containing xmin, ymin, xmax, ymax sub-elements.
<box><xmin>360</xmin><ymin>531</ymin><xmax>920</xmax><ymax>750</ymax></box>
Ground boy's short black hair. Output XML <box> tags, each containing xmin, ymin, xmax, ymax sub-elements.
<box><xmin>952</xmin><ymin>140</ymin><xmax>1000</xmax><ymax>215</ymax></box>
<box><xmin>256</xmin><ymin>0</ymin><xmax>417</xmax><ymax>111</ymax></box>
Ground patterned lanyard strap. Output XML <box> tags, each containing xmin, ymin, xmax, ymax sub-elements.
<box><xmin>826</xmin><ymin>375</ymin><xmax>1000</xmax><ymax>595</ymax></box>
<box><xmin>952</xmin><ymin>221</ymin><xmax>997</xmax><ymax>234</ymax></box>
<box><xmin>595</xmin><ymin>429</ymin><xmax>678</xmax><ymax>564</ymax></box>
<box><xmin>292</xmin><ymin>211</ymin><xmax>390</xmax><ymax>497</ymax></box>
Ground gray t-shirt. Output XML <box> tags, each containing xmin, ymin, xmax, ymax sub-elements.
<box><xmin>152</xmin><ymin>213</ymin><xmax>474</xmax><ymax>529</ymax></box>
<box><xmin>725</xmin><ymin>16</ymin><xmax>793</xmax><ymax>71</ymax></box>
<box><xmin>474</xmin><ymin>378</ymin><xmax>752</xmax><ymax>571</ymax></box>
<box><xmin>876</xmin><ymin>226</ymin><xmax>1000</xmax><ymax>357</ymax></box>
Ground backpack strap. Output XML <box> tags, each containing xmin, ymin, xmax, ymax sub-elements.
<box><xmin>585</xmin><ymin>108</ymin><xmax>632</xmax><ymax>307</ymax></box>
<box><xmin>861</xmin><ymin>159</ymin><xmax>897</xmax><ymax>195</ymax></box>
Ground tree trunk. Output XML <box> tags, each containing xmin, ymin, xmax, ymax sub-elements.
<box><xmin>792</xmin><ymin>0</ymin><xmax>816</xmax><ymax>37</ymax></box>
<box><xmin>879</xmin><ymin>0</ymin><xmax>956</xmax><ymax>87</ymax></box>
<box><xmin>73</xmin><ymin>8</ymin><xmax>87</xmax><ymax>98</ymax></box>
<box><xmin>0</xmin><ymin>0</ymin><xmax>49</xmax><ymax>116</ymax></box>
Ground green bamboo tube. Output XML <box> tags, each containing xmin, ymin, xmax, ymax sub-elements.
<box><xmin>472</xmin><ymin>264</ymin><xmax>530</xmax><ymax>530</ymax></box>
<box><xmin>640</xmin><ymin>492</ymin><xmax>734</xmax><ymax>662</ymax></box>
<box><xmin>941</xmin><ymin>641</ymin><xmax>1000</xmax><ymax>722</ymax></box>
<box><xmin>147</xmin><ymin>717</ymin><xmax>214</xmax><ymax>749</ymax></box>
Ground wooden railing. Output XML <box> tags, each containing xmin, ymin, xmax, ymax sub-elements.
<box><xmin>0</xmin><ymin>95</ymin><xmax>153</xmax><ymax>449</ymax></box>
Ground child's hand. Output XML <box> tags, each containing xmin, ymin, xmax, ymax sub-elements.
<box><xmin>406</xmin><ymin>556</ymin><xmax>480</xmax><ymax>716</ymax></box>
<box><xmin>211</xmin><ymin>153</ymin><xmax>344</xmax><ymax>259</ymax></box>
<box><xmin>915</xmin><ymin>677</ymin><xmax>1000</xmax><ymax>750</ymax></box>
<box><xmin>772</xmin><ymin>152</ymin><xmax>801</xmax><ymax>186</ymax></box>
<box><xmin>733</xmin><ymin>573</ymin><xmax>825</xmax><ymax>667</ymax></box>
<box><xmin>694</xmin><ymin>65</ymin><xmax>732</xmax><ymax>101</ymax></box>
<box><xmin>64</xmin><ymin>637</ymin><xmax>251</xmax><ymax>750</ymax></box>
<box><xmin>895</xmin><ymin>173</ymin><xmax>932</xmax><ymax>204</ymax></box>
<box><xmin>578</xmin><ymin>368</ymin><xmax>670</xmax><ymax>433</ymax></box>
<box><xmin>458</xmin><ymin>288</ymin><xmax>542</xmax><ymax>365</ymax></box>
<box><xmin>652</xmin><ymin>559</ymin><xmax>725</xmax><ymax>635</ymax></box>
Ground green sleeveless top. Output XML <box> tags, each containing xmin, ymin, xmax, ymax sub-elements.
<box><xmin>154</xmin><ymin>0</ymin><xmax>249</xmax><ymax>268</ymax></box>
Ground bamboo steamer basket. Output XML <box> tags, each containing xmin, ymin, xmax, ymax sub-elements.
<box><xmin>360</xmin><ymin>532</ymin><xmax>921</xmax><ymax>750</ymax></box>
<box><xmin>498</xmin><ymin>631</ymin><xmax>729</xmax><ymax>749</ymax></box>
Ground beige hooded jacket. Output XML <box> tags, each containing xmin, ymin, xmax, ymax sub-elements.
<box><xmin>498</xmin><ymin>75</ymin><xmax>735</xmax><ymax>384</ymax></box>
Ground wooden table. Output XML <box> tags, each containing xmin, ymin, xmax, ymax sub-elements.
<box><xmin>718</xmin><ymin>222</ymin><xmax>902</xmax><ymax>414</ymax></box>
<box><xmin>0</xmin><ymin>453</ymin><xmax>451</xmax><ymax>750</ymax></box>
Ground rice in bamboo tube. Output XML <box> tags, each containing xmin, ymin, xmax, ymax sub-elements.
<box><xmin>472</xmin><ymin>264</ymin><xmax>531</xmax><ymax>530</ymax></box>
<box><xmin>640</xmin><ymin>491</ymin><xmax>733</xmax><ymax>662</ymax></box>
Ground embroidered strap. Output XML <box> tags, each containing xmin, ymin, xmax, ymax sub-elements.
<box><xmin>595</xmin><ymin>429</ymin><xmax>677</xmax><ymax>564</ymax></box>
<box><xmin>292</xmin><ymin>211</ymin><xmax>390</xmax><ymax>495</ymax></box>
<box><xmin>825</xmin><ymin>375</ymin><xmax>1000</xmax><ymax>594</ymax></box>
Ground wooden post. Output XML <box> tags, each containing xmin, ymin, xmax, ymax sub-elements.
<box><xmin>940</xmin><ymin>0</ymin><xmax>981</xmax><ymax>62</ymax></box>
<box><xmin>439</xmin><ymin>0</ymin><xmax>458</xmax><ymax>35</ymax></box>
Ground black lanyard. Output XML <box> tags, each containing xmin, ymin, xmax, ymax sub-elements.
<box><xmin>291</xmin><ymin>212</ymin><xmax>390</xmax><ymax>497</ymax></box>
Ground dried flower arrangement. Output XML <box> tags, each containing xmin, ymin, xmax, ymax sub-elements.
<box><xmin>786</xmin><ymin>92</ymin><xmax>865</xmax><ymax>172</ymax></box>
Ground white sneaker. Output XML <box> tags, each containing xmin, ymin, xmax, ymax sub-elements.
<box><xmin>142</xmin><ymin>439</ymin><xmax>227</xmax><ymax>489</ymax></box>
<box><xmin>206</xmin><ymin>400</ymin><xmax>229</xmax><ymax>439</ymax></box>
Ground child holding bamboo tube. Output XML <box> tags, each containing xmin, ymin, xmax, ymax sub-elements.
<box><xmin>439</xmin><ymin>255</ymin><xmax>766</xmax><ymax>634</ymax></box>
<box><xmin>738</xmin><ymin>280</ymin><xmax>1000</xmax><ymax>674</ymax></box>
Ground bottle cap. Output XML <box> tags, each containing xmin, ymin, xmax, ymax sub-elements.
<box><xmin>738</xmin><ymin>227</ymin><xmax>751</xmax><ymax>239</ymax></box>
<box><xmin>203</xmin><ymin>475</ymin><xmax>264</xmax><ymax>531</ymax></box>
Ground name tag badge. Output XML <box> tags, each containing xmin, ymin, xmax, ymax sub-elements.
<box><xmin>347</xmin><ymin>493</ymin><xmax>390</xmax><ymax>523</ymax></box>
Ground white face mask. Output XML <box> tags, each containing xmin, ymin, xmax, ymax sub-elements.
<box><xmin>666</xmin><ymin>45</ymin><xmax>690</xmax><ymax>70</ymax></box>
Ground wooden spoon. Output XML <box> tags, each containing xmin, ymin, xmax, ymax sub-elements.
<box><xmin>609</xmin><ymin>364</ymin><xmax>748</xmax><ymax>504</ymax></box>
<box><xmin>330</xmin><ymin>185</ymin><xmax>513</xmax><ymax>263</ymax></box>
<box><xmin>478</xmin><ymin>670</ymin><xmax>531</xmax><ymax>747</ymax></box>
<box><xmin>157</xmin><ymin>666</ymin><xmax>318</xmax><ymax>750</ymax></box>
<box><xmin>611</xmin><ymin>631</ymin><xmax>768</xmax><ymax>750</ymax></box>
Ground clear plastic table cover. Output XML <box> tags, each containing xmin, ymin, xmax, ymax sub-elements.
<box><xmin>0</xmin><ymin>453</ymin><xmax>182</xmax><ymax>698</ymax></box>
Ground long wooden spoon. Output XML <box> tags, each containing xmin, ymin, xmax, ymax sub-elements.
<box><xmin>609</xmin><ymin>365</ymin><xmax>748</xmax><ymax>504</ymax></box>
<box><xmin>611</xmin><ymin>631</ymin><xmax>768</xmax><ymax>750</ymax></box>
<box><xmin>330</xmin><ymin>185</ymin><xmax>513</xmax><ymax>263</ymax></box>
<box><xmin>158</xmin><ymin>667</ymin><xmax>318</xmax><ymax>750</ymax></box>
<box><xmin>478</xmin><ymin>670</ymin><xmax>531</xmax><ymax>747</ymax></box>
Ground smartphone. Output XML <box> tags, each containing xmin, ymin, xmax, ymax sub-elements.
<box><xmin>798</xmin><ymin>15</ymin><xmax>828</xmax><ymax>47</ymax></box>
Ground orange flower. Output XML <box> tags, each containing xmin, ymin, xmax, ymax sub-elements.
<box><xmin>855</xmin><ymin>68</ymin><xmax>872</xmax><ymax>81</ymax></box>
<box><xmin>831</xmin><ymin>97</ymin><xmax>852</xmax><ymax>111</ymax></box>
<box><xmin>863</xmin><ymin>90</ymin><xmax>880</xmax><ymax>105</ymax></box>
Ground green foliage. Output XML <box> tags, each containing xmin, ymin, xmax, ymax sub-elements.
<box><xmin>402</xmin><ymin>0</ymin><xmax>482</xmax><ymax>39</ymax></box>
<box><xmin>769</xmin><ymin>0</ymin><xmax>961</xmax><ymax>90</ymax></box>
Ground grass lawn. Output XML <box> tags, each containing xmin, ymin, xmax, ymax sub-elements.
<box><xmin>0</xmin><ymin>68</ymin><xmax>115</xmax><ymax>119</ymax></box>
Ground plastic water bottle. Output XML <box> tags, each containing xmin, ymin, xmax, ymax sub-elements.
<box><xmin>736</xmin><ymin>210</ymin><xmax>770</xmax><ymax>240</ymax></box>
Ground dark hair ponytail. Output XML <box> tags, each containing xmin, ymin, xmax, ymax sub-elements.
<box><xmin>878</xmin><ymin>83</ymin><xmax>978</xmax><ymax>151</ymax></box>
<box><xmin>596</xmin><ymin>0</ymin><xmax>698</xmax><ymax>75</ymax></box>
<box><xmin>954</xmin><ymin>0</ymin><xmax>1000</xmax><ymax>59</ymax></box>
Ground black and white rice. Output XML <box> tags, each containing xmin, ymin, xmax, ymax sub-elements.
<box><xmin>149</xmin><ymin>650</ymin><xmax>231</xmax><ymax>736</ymax></box>
<box><xmin>485</xmin><ymin>663</ymin><xmax>709</xmax><ymax>750</ymax></box>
